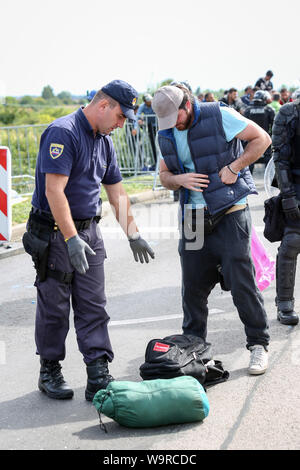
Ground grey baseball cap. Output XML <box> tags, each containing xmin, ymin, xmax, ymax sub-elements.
<box><xmin>152</xmin><ymin>86</ymin><xmax>184</xmax><ymax>130</ymax></box>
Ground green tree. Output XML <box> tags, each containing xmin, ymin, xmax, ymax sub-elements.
<box><xmin>0</xmin><ymin>106</ymin><xmax>16</xmax><ymax>125</ymax></box>
<box><xmin>4</xmin><ymin>96</ymin><xmax>18</xmax><ymax>105</ymax></box>
<box><xmin>33</xmin><ymin>97</ymin><xmax>47</xmax><ymax>106</ymax></box>
<box><xmin>20</xmin><ymin>95</ymin><xmax>35</xmax><ymax>105</ymax></box>
<box><xmin>47</xmin><ymin>97</ymin><xmax>61</xmax><ymax>106</ymax></box>
<box><xmin>42</xmin><ymin>85</ymin><xmax>55</xmax><ymax>100</ymax></box>
<box><xmin>57</xmin><ymin>91</ymin><xmax>73</xmax><ymax>104</ymax></box>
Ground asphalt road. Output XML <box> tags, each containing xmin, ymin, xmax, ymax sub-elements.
<box><xmin>0</xmin><ymin>167</ymin><xmax>300</xmax><ymax>451</ymax></box>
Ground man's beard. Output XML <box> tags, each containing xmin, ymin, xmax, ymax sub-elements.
<box><xmin>176</xmin><ymin>108</ymin><xmax>193</xmax><ymax>130</ymax></box>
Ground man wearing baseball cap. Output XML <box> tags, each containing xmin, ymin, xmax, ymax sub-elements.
<box><xmin>101</xmin><ymin>79</ymin><xmax>138</xmax><ymax>121</ymax></box>
<box><xmin>153</xmin><ymin>84</ymin><xmax>271</xmax><ymax>375</ymax></box>
<box><xmin>25</xmin><ymin>79</ymin><xmax>154</xmax><ymax>402</ymax></box>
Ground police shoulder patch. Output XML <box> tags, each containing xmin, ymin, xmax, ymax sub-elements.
<box><xmin>50</xmin><ymin>143</ymin><xmax>64</xmax><ymax>159</ymax></box>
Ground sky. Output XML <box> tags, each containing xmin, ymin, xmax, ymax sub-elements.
<box><xmin>1</xmin><ymin>0</ymin><xmax>299</xmax><ymax>98</ymax></box>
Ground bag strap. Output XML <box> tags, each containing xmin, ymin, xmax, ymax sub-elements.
<box><xmin>204</xmin><ymin>362</ymin><xmax>230</xmax><ymax>387</ymax></box>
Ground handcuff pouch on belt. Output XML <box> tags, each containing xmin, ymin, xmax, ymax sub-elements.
<box><xmin>22</xmin><ymin>212</ymin><xmax>54</xmax><ymax>282</ymax></box>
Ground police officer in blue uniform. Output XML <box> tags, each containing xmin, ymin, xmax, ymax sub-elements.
<box><xmin>24</xmin><ymin>80</ymin><xmax>155</xmax><ymax>401</ymax></box>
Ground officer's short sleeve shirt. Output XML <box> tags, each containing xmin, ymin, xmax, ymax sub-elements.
<box><xmin>32</xmin><ymin>108</ymin><xmax>122</xmax><ymax>219</ymax></box>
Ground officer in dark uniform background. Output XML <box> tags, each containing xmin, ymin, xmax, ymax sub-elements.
<box><xmin>244</xmin><ymin>90</ymin><xmax>275</xmax><ymax>173</ymax></box>
<box><xmin>24</xmin><ymin>80</ymin><xmax>155</xmax><ymax>401</ymax></box>
<box><xmin>272</xmin><ymin>91</ymin><xmax>300</xmax><ymax>325</ymax></box>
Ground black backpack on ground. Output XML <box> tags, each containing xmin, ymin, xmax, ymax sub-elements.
<box><xmin>140</xmin><ymin>334</ymin><xmax>229</xmax><ymax>388</ymax></box>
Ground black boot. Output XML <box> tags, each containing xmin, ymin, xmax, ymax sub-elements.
<box><xmin>38</xmin><ymin>358</ymin><xmax>74</xmax><ymax>399</ymax></box>
<box><xmin>277</xmin><ymin>300</ymin><xmax>299</xmax><ymax>326</ymax></box>
<box><xmin>85</xmin><ymin>357</ymin><xmax>114</xmax><ymax>402</ymax></box>
<box><xmin>276</xmin><ymin>248</ymin><xmax>299</xmax><ymax>326</ymax></box>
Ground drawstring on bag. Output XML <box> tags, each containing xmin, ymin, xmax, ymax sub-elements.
<box><xmin>97</xmin><ymin>391</ymin><xmax>110</xmax><ymax>433</ymax></box>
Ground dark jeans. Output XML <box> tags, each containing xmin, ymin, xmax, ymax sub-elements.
<box><xmin>178</xmin><ymin>207</ymin><xmax>269</xmax><ymax>349</ymax></box>
<box><xmin>34</xmin><ymin>221</ymin><xmax>113</xmax><ymax>364</ymax></box>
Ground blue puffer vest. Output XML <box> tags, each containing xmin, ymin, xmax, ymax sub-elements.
<box><xmin>158</xmin><ymin>101</ymin><xmax>257</xmax><ymax>215</ymax></box>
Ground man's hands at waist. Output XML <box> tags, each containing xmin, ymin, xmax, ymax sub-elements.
<box><xmin>161</xmin><ymin>167</ymin><xmax>241</xmax><ymax>190</ymax></box>
<box><xmin>160</xmin><ymin>172</ymin><xmax>210</xmax><ymax>192</ymax></box>
<box><xmin>219</xmin><ymin>163</ymin><xmax>241</xmax><ymax>185</ymax></box>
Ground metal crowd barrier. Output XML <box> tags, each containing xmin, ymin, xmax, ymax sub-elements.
<box><xmin>0</xmin><ymin>115</ymin><xmax>161</xmax><ymax>196</ymax></box>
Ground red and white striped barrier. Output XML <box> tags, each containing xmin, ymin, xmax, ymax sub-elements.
<box><xmin>0</xmin><ymin>146</ymin><xmax>12</xmax><ymax>241</ymax></box>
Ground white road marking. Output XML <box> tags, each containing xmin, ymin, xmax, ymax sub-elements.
<box><xmin>0</xmin><ymin>341</ymin><xmax>6</xmax><ymax>365</ymax></box>
<box><xmin>110</xmin><ymin>309</ymin><xmax>223</xmax><ymax>326</ymax></box>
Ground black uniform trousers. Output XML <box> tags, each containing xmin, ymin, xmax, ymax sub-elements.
<box><xmin>179</xmin><ymin>207</ymin><xmax>270</xmax><ymax>349</ymax></box>
<box><xmin>34</xmin><ymin>220</ymin><xmax>113</xmax><ymax>364</ymax></box>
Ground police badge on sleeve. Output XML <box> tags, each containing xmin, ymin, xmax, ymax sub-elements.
<box><xmin>49</xmin><ymin>143</ymin><xmax>64</xmax><ymax>159</ymax></box>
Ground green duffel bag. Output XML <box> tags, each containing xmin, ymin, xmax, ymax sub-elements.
<box><xmin>93</xmin><ymin>376</ymin><xmax>209</xmax><ymax>430</ymax></box>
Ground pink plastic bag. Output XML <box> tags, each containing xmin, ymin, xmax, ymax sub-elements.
<box><xmin>251</xmin><ymin>226</ymin><xmax>275</xmax><ymax>291</ymax></box>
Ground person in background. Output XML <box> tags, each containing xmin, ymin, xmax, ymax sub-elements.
<box><xmin>132</xmin><ymin>93</ymin><xmax>157</xmax><ymax>170</ymax></box>
<box><xmin>280</xmin><ymin>88</ymin><xmax>293</xmax><ymax>105</ymax></box>
<box><xmin>241</xmin><ymin>86</ymin><xmax>254</xmax><ymax>106</ymax></box>
<box><xmin>204</xmin><ymin>92</ymin><xmax>215</xmax><ymax>102</ymax></box>
<box><xmin>219</xmin><ymin>88</ymin><xmax>245</xmax><ymax>114</ymax></box>
<box><xmin>244</xmin><ymin>90</ymin><xmax>275</xmax><ymax>172</ymax></box>
<box><xmin>170</xmin><ymin>80</ymin><xmax>193</xmax><ymax>93</ymax></box>
<box><xmin>87</xmin><ymin>90</ymin><xmax>96</xmax><ymax>102</ymax></box>
<box><xmin>270</xmin><ymin>91</ymin><xmax>281</xmax><ymax>113</ymax></box>
<box><xmin>125</xmin><ymin>104</ymin><xmax>140</xmax><ymax>158</ymax></box>
<box><xmin>255</xmin><ymin>70</ymin><xmax>274</xmax><ymax>91</ymax></box>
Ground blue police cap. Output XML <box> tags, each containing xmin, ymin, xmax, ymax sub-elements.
<box><xmin>101</xmin><ymin>80</ymin><xmax>138</xmax><ymax>120</ymax></box>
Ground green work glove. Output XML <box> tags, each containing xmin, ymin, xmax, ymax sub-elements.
<box><xmin>66</xmin><ymin>234</ymin><xmax>96</xmax><ymax>274</ymax></box>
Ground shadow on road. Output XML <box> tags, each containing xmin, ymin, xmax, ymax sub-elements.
<box><xmin>73</xmin><ymin>420</ymin><xmax>201</xmax><ymax>442</ymax></box>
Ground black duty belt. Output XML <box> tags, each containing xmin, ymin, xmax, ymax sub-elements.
<box><xmin>31</xmin><ymin>207</ymin><xmax>101</xmax><ymax>231</ymax></box>
<box><xmin>72</xmin><ymin>216</ymin><xmax>101</xmax><ymax>231</ymax></box>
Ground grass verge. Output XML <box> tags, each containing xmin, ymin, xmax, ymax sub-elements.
<box><xmin>12</xmin><ymin>178</ymin><xmax>155</xmax><ymax>225</ymax></box>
